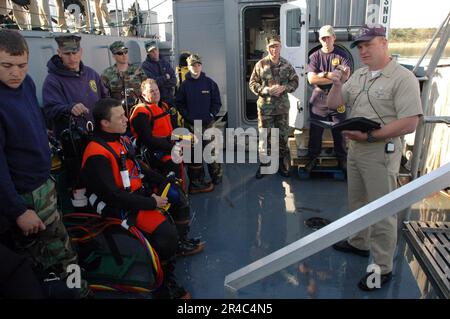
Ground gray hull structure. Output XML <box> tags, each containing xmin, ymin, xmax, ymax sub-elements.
<box><xmin>173</xmin><ymin>0</ymin><xmax>389</xmax><ymax>129</ymax></box>
<box><xmin>22</xmin><ymin>31</ymin><xmax>170</xmax><ymax>105</ymax></box>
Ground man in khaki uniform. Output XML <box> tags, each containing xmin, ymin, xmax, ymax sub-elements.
<box><xmin>53</xmin><ymin>0</ymin><xmax>112</xmax><ymax>34</ymax></box>
<box><xmin>94</xmin><ymin>0</ymin><xmax>113</xmax><ymax>34</ymax></box>
<box><xmin>8</xmin><ymin>0</ymin><xmax>50</xmax><ymax>30</ymax></box>
<box><xmin>53</xmin><ymin>0</ymin><xmax>68</xmax><ymax>32</ymax></box>
<box><xmin>327</xmin><ymin>24</ymin><xmax>422</xmax><ymax>291</ymax></box>
<box><xmin>0</xmin><ymin>0</ymin><xmax>10</xmax><ymax>21</ymax></box>
<box><xmin>9</xmin><ymin>1</ymin><xmax>28</xmax><ymax>30</ymax></box>
<box><xmin>29</xmin><ymin>0</ymin><xmax>50</xmax><ymax>30</ymax></box>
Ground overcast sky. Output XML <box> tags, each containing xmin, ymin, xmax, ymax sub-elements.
<box><xmin>390</xmin><ymin>0</ymin><xmax>450</xmax><ymax>28</ymax></box>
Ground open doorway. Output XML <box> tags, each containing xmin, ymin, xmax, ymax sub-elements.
<box><xmin>243</xmin><ymin>5</ymin><xmax>280</xmax><ymax>122</ymax></box>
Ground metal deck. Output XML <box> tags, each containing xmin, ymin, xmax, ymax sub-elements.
<box><xmin>89</xmin><ymin>163</ymin><xmax>449</xmax><ymax>299</ymax></box>
<box><xmin>173</xmin><ymin>163</ymin><xmax>447</xmax><ymax>299</ymax></box>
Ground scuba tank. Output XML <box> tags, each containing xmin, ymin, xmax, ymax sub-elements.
<box><xmin>176</xmin><ymin>51</ymin><xmax>191</xmax><ymax>90</ymax></box>
<box><xmin>122</xmin><ymin>88</ymin><xmax>141</xmax><ymax>119</ymax></box>
<box><xmin>174</xmin><ymin>51</ymin><xmax>192</xmax><ymax>127</ymax></box>
<box><xmin>48</xmin><ymin>135</ymin><xmax>64</xmax><ymax>172</ymax></box>
<box><xmin>59</xmin><ymin>116</ymin><xmax>93</xmax><ymax>210</ymax></box>
<box><xmin>59</xmin><ymin>115</ymin><xmax>93</xmax><ymax>189</ymax></box>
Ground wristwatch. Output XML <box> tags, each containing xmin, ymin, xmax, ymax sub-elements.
<box><xmin>366</xmin><ymin>131</ymin><xmax>377</xmax><ymax>143</ymax></box>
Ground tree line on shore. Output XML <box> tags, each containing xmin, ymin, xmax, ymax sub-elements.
<box><xmin>389</xmin><ymin>28</ymin><xmax>437</xmax><ymax>43</ymax></box>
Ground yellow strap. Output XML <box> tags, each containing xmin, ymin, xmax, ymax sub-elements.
<box><xmin>173</xmin><ymin>134</ymin><xmax>193</xmax><ymax>141</ymax></box>
<box><xmin>160</xmin><ymin>183</ymin><xmax>171</xmax><ymax>211</ymax></box>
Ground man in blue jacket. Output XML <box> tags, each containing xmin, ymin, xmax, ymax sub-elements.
<box><xmin>176</xmin><ymin>54</ymin><xmax>222</xmax><ymax>193</ymax></box>
<box><xmin>43</xmin><ymin>35</ymin><xmax>107</xmax><ymax>139</ymax></box>
<box><xmin>141</xmin><ymin>41</ymin><xmax>177</xmax><ymax>107</ymax></box>
<box><xmin>0</xmin><ymin>30</ymin><xmax>89</xmax><ymax>298</ymax></box>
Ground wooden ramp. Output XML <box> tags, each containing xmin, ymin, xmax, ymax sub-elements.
<box><xmin>404</xmin><ymin>221</ymin><xmax>450</xmax><ymax>299</ymax></box>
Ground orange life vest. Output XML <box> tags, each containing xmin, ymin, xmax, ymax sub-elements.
<box><xmin>129</xmin><ymin>101</ymin><xmax>173</xmax><ymax>139</ymax></box>
<box><xmin>82</xmin><ymin>137</ymin><xmax>142</xmax><ymax>192</ymax></box>
<box><xmin>81</xmin><ymin>136</ymin><xmax>165</xmax><ymax>234</ymax></box>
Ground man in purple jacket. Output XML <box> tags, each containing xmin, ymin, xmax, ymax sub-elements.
<box><xmin>43</xmin><ymin>35</ymin><xmax>107</xmax><ymax>139</ymax></box>
<box><xmin>305</xmin><ymin>25</ymin><xmax>351</xmax><ymax>173</ymax></box>
<box><xmin>141</xmin><ymin>41</ymin><xmax>176</xmax><ymax>107</ymax></box>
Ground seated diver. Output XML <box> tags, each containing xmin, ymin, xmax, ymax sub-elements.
<box><xmin>129</xmin><ymin>79</ymin><xmax>182</xmax><ymax>179</ymax></box>
<box><xmin>80</xmin><ymin>98</ymin><xmax>192</xmax><ymax>299</ymax></box>
<box><xmin>129</xmin><ymin>79</ymin><xmax>204</xmax><ymax>256</ymax></box>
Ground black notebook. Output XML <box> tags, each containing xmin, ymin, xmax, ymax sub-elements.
<box><xmin>310</xmin><ymin>117</ymin><xmax>381</xmax><ymax>132</ymax></box>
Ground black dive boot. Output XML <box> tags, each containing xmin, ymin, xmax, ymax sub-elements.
<box><xmin>152</xmin><ymin>261</ymin><xmax>191</xmax><ymax>299</ymax></box>
<box><xmin>278</xmin><ymin>157</ymin><xmax>291</xmax><ymax>177</ymax></box>
<box><xmin>256</xmin><ymin>163</ymin><xmax>270</xmax><ymax>179</ymax></box>
<box><xmin>176</xmin><ymin>222</ymin><xmax>205</xmax><ymax>257</ymax></box>
<box><xmin>188</xmin><ymin>165</ymin><xmax>214</xmax><ymax>194</ymax></box>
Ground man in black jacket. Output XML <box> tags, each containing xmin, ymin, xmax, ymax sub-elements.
<box><xmin>0</xmin><ymin>29</ymin><xmax>89</xmax><ymax>299</ymax></box>
<box><xmin>176</xmin><ymin>54</ymin><xmax>222</xmax><ymax>193</ymax></box>
<box><xmin>141</xmin><ymin>41</ymin><xmax>177</xmax><ymax>106</ymax></box>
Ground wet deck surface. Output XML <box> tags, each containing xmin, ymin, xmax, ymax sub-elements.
<box><xmin>92</xmin><ymin>163</ymin><xmax>449</xmax><ymax>299</ymax></box>
<box><xmin>173</xmin><ymin>163</ymin><xmax>449</xmax><ymax>299</ymax></box>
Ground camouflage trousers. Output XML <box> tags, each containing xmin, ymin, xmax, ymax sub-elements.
<box><xmin>257</xmin><ymin>112</ymin><xmax>290</xmax><ymax>162</ymax></box>
<box><xmin>15</xmin><ymin>178</ymin><xmax>90</xmax><ymax>297</ymax></box>
<box><xmin>185</xmin><ymin>121</ymin><xmax>223</xmax><ymax>181</ymax></box>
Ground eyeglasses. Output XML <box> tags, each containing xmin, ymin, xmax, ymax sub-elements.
<box><xmin>115</xmin><ymin>50</ymin><xmax>128</xmax><ymax>56</ymax></box>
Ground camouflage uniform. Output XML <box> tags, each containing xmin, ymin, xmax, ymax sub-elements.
<box><xmin>101</xmin><ymin>63</ymin><xmax>147</xmax><ymax>101</ymax></box>
<box><xmin>249</xmin><ymin>54</ymin><xmax>299</xmax><ymax>162</ymax></box>
<box><xmin>102</xmin><ymin>41</ymin><xmax>147</xmax><ymax>103</ymax></box>
<box><xmin>14</xmin><ymin>178</ymin><xmax>90</xmax><ymax>297</ymax></box>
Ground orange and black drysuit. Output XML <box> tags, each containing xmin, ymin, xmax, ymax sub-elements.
<box><xmin>129</xmin><ymin>102</ymin><xmax>204</xmax><ymax>256</ymax></box>
<box><xmin>129</xmin><ymin>101</ymin><xmax>181</xmax><ymax>178</ymax></box>
<box><xmin>81</xmin><ymin>130</ymin><xmax>177</xmax><ymax>261</ymax></box>
<box><xmin>81</xmin><ymin>130</ymin><xmax>197</xmax><ymax>298</ymax></box>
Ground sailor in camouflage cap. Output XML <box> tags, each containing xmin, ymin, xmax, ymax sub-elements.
<box><xmin>109</xmin><ymin>40</ymin><xmax>128</xmax><ymax>54</ymax></box>
<box><xmin>102</xmin><ymin>40</ymin><xmax>146</xmax><ymax>106</ymax></box>
<box><xmin>44</xmin><ymin>33</ymin><xmax>107</xmax><ymax>138</ymax></box>
<box><xmin>176</xmin><ymin>51</ymin><xmax>223</xmax><ymax>190</ymax></box>
<box><xmin>55</xmin><ymin>35</ymin><xmax>81</xmax><ymax>53</ymax></box>
<box><xmin>145</xmin><ymin>40</ymin><xmax>158</xmax><ymax>53</ymax></box>
<box><xmin>186</xmin><ymin>53</ymin><xmax>202</xmax><ymax>66</ymax></box>
<box><xmin>141</xmin><ymin>39</ymin><xmax>177</xmax><ymax>106</ymax></box>
<box><xmin>249</xmin><ymin>33</ymin><xmax>299</xmax><ymax>178</ymax></box>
